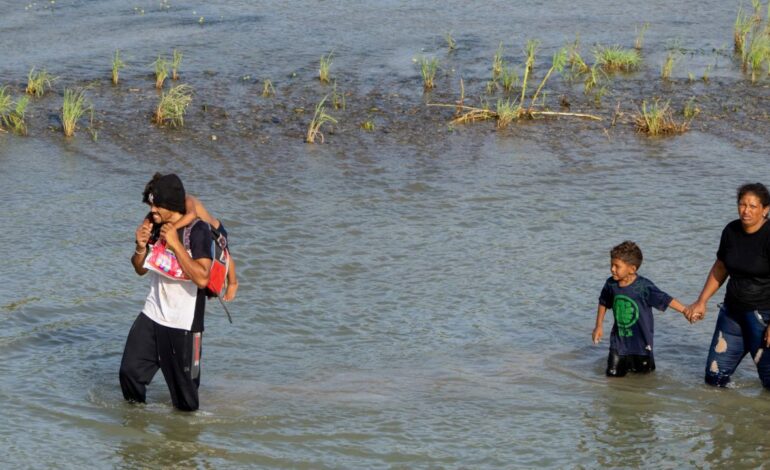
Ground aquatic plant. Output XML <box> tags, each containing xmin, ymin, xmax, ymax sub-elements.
<box><xmin>519</xmin><ymin>40</ymin><xmax>539</xmax><ymax>106</ymax></box>
<box><xmin>683</xmin><ymin>97</ymin><xmax>700</xmax><ymax>119</ymax></box>
<box><xmin>635</xmin><ymin>22</ymin><xmax>650</xmax><ymax>50</ymax></box>
<box><xmin>743</xmin><ymin>30</ymin><xmax>770</xmax><ymax>82</ymax></box>
<box><xmin>0</xmin><ymin>87</ymin><xmax>29</xmax><ymax>135</ymax></box>
<box><xmin>319</xmin><ymin>51</ymin><xmax>333</xmax><ymax>84</ymax></box>
<box><xmin>361</xmin><ymin>120</ymin><xmax>375</xmax><ymax>131</ymax></box>
<box><xmin>500</xmin><ymin>65</ymin><xmax>519</xmax><ymax>93</ymax></box>
<box><xmin>661</xmin><ymin>50</ymin><xmax>679</xmax><ymax>81</ymax></box>
<box><xmin>261</xmin><ymin>79</ymin><xmax>275</xmax><ymax>97</ymax></box>
<box><xmin>306</xmin><ymin>95</ymin><xmax>337</xmax><ymax>143</ymax></box>
<box><xmin>734</xmin><ymin>5</ymin><xmax>754</xmax><ymax>54</ymax></box>
<box><xmin>111</xmin><ymin>50</ymin><xmax>125</xmax><ymax>85</ymax></box>
<box><xmin>495</xmin><ymin>98</ymin><xmax>518</xmax><ymax>128</ymax></box>
<box><xmin>635</xmin><ymin>98</ymin><xmax>689</xmax><ymax>136</ymax></box>
<box><xmin>445</xmin><ymin>32</ymin><xmax>456</xmax><ymax>52</ymax></box>
<box><xmin>331</xmin><ymin>81</ymin><xmax>345</xmax><ymax>110</ymax></box>
<box><xmin>171</xmin><ymin>49</ymin><xmax>183</xmax><ymax>80</ymax></box>
<box><xmin>492</xmin><ymin>42</ymin><xmax>504</xmax><ymax>79</ymax></box>
<box><xmin>25</xmin><ymin>68</ymin><xmax>55</xmax><ymax>97</ymax></box>
<box><xmin>529</xmin><ymin>47</ymin><xmax>567</xmax><ymax>109</ymax></box>
<box><xmin>594</xmin><ymin>46</ymin><xmax>641</xmax><ymax>72</ymax></box>
<box><xmin>154</xmin><ymin>84</ymin><xmax>193</xmax><ymax>127</ymax></box>
<box><xmin>567</xmin><ymin>35</ymin><xmax>589</xmax><ymax>76</ymax></box>
<box><xmin>153</xmin><ymin>55</ymin><xmax>169</xmax><ymax>89</ymax></box>
<box><xmin>62</xmin><ymin>88</ymin><xmax>90</xmax><ymax>137</ymax></box>
<box><xmin>418</xmin><ymin>56</ymin><xmax>439</xmax><ymax>90</ymax></box>
<box><xmin>584</xmin><ymin>64</ymin><xmax>605</xmax><ymax>94</ymax></box>
<box><xmin>703</xmin><ymin>64</ymin><xmax>712</xmax><ymax>83</ymax></box>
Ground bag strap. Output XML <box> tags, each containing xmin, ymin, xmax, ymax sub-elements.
<box><xmin>183</xmin><ymin>218</ymin><xmax>203</xmax><ymax>252</ymax></box>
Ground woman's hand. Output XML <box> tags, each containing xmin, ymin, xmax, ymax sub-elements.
<box><xmin>687</xmin><ymin>300</ymin><xmax>707</xmax><ymax>323</ymax></box>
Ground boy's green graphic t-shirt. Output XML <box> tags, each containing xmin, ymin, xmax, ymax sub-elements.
<box><xmin>599</xmin><ymin>276</ymin><xmax>672</xmax><ymax>356</ymax></box>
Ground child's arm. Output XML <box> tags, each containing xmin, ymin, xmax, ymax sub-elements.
<box><xmin>172</xmin><ymin>195</ymin><xmax>199</xmax><ymax>229</ymax></box>
<box><xmin>668</xmin><ymin>298</ymin><xmax>694</xmax><ymax>322</ymax></box>
<box><xmin>223</xmin><ymin>257</ymin><xmax>239</xmax><ymax>301</ymax></box>
<box><xmin>592</xmin><ymin>304</ymin><xmax>607</xmax><ymax>344</ymax></box>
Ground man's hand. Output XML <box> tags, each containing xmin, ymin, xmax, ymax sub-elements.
<box><xmin>160</xmin><ymin>223</ymin><xmax>182</xmax><ymax>253</ymax></box>
<box><xmin>135</xmin><ymin>219</ymin><xmax>152</xmax><ymax>249</ymax></box>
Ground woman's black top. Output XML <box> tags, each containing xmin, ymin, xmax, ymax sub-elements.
<box><xmin>717</xmin><ymin>219</ymin><xmax>770</xmax><ymax>312</ymax></box>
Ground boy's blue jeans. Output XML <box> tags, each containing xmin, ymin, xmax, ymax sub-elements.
<box><xmin>704</xmin><ymin>304</ymin><xmax>770</xmax><ymax>388</ymax></box>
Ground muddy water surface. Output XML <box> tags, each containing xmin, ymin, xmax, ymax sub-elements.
<box><xmin>2</xmin><ymin>1</ymin><xmax>770</xmax><ymax>468</ymax></box>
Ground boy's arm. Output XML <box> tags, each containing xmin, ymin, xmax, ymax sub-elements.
<box><xmin>668</xmin><ymin>298</ymin><xmax>694</xmax><ymax>322</ymax></box>
<box><xmin>592</xmin><ymin>304</ymin><xmax>607</xmax><ymax>344</ymax></box>
<box><xmin>172</xmin><ymin>195</ymin><xmax>199</xmax><ymax>229</ymax></box>
<box><xmin>223</xmin><ymin>257</ymin><xmax>239</xmax><ymax>301</ymax></box>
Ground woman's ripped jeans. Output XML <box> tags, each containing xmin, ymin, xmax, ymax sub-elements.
<box><xmin>704</xmin><ymin>304</ymin><xmax>770</xmax><ymax>388</ymax></box>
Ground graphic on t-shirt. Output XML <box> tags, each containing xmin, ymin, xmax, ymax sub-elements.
<box><xmin>612</xmin><ymin>294</ymin><xmax>639</xmax><ymax>337</ymax></box>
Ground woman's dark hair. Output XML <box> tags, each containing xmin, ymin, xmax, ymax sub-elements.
<box><xmin>610</xmin><ymin>241</ymin><xmax>643</xmax><ymax>269</ymax></box>
<box><xmin>737</xmin><ymin>182</ymin><xmax>770</xmax><ymax>208</ymax></box>
<box><xmin>141</xmin><ymin>172</ymin><xmax>163</xmax><ymax>204</ymax></box>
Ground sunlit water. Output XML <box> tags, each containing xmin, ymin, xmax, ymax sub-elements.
<box><xmin>2</xmin><ymin>1</ymin><xmax>770</xmax><ymax>468</ymax></box>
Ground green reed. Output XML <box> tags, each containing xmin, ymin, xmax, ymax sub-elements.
<box><xmin>495</xmin><ymin>98</ymin><xmax>517</xmax><ymax>128</ymax></box>
<box><xmin>153</xmin><ymin>55</ymin><xmax>169</xmax><ymax>89</ymax></box>
<box><xmin>0</xmin><ymin>87</ymin><xmax>29</xmax><ymax>135</ymax></box>
<box><xmin>661</xmin><ymin>50</ymin><xmax>679</xmax><ymax>80</ymax></box>
<box><xmin>262</xmin><ymin>79</ymin><xmax>275</xmax><ymax>97</ymax></box>
<box><xmin>492</xmin><ymin>42</ymin><xmax>504</xmax><ymax>79</ymax></box>
<box><xmin>529</xmin><ymin>47</ymin><xmax>567</xmax><ymax>109</ymax></box>
<box><xmin>331</xmin><ymin>81</ymin><xmax>345</xmax><ymax>110</ymax></box>
<box><xmin>319</xmin><ymin>51</ymin><xmax>333</xmax><ymax>84</ymax></box>
<box><xmin>306</xmin><ymin>94</ymin><xmax>337</xmax><ymax>143</ymax></box>
<box><xmin>26</xmin><ymin>68</ymin><xmax>55</xmax><ymax>97</ymax></box>
<box><xmin>154</xmin><ymin>84</ymin><xmax>192</xmax><ymax>127</ymax></box>
<box><xmin>112</xmin><ymin>50</ymin><xmax>125</xmax><ymax>85</ymax></box>
<box><xmin>171</xmin><ymin>49</ymin><xmax>183</xmax><ymax>80</ymax></box>
<box><xmin>519</xmin><ymin>39</ymin><xmax>539</xmax><ymax>106</ymax></box>
<box><xmin>683</xmin><ymin>97</ymin><xmax>700</xmax><ymax>119</ymax></box>
<box><xmin>500</xmin><ymin>65</ymin><xmax>519</xmax><ymax>93</ymax></box>
<box><xmin>445</xmin><ymin>32</ymin><xmax>456</xmax><ymax>52</ymax></box>
<box><xmin>635</xmin><ymin>98</ymin><xmax>689</xmax><ymax>136</ymax></box>
<box><xmin>635</xmin><ymin>22</ymin><xmax>650</xmax><ymax>50</ymax></box>
<box><xmin>418</xmin><ymin>56</ymin><xmax>439</xmax><ymax>90</ymax></box>
<box><xmin>62</xmin><ymin>88</ymin><xmax>90</xmax><ymax>137</ymax></box>
<box><xmin>744</xmin><ymin>30</ymin><xmax>770</xmax><ymax>82</ymax></box>
<box><xmin>361</xmin><ymin>119</ymin><xmax>375</xmax><ymax>131</ymax></box>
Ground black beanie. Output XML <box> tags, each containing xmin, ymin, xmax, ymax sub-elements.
<box><xmin>148</xmin><ymin>174</ymin><xmax>186</xmax><ymax>213</ymax></box>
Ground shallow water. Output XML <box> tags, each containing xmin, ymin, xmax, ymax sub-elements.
<box><xmin>3</xmin><ymin>1</ymin><xmax>770</xmax><ymax>468</ymax></box>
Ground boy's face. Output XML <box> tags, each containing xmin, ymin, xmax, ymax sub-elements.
<box><xmin>610</xmin><ymin>257</ymin><xmax>637</xmax><ymax>283</ymax></box>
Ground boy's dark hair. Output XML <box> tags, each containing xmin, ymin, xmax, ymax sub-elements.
<box><xmin>610</xmin><ymin>241</ymin><xmax>643</xmax><ymax>269</ymax></box>
<box><xmin>737</xmin><ymin>182</ymin><xmax>770</xmax><ymax>209</ymax></box>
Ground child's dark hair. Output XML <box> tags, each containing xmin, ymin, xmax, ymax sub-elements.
<box><xmin>141</xmin><ymin>172</ymin><xmax>163</xmax><ymax>204</ymax></box>
<box><xmin>737</xmin><ymin>182</ymin><xmax>770</xmax><ymax>209</ymax></box>
<box><xmin>610</xmin><ymin>241</ymin><xmax>643</xmax><ymax>269</ymax></box>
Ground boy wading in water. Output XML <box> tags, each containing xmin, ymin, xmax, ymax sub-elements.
<box><xmin>592</xmin><ymin>241</ymin><xmax>692</xmax><ymax>377</ymax></box>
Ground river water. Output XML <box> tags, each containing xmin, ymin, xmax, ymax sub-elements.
<box><xmin>2</xmin><ymin>1</ymin><xmax>770</xmax><ymax>468</ymax></box>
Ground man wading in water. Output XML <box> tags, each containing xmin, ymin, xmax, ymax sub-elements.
<box><xmin>120</xmin><ymin>173</ymin><xmax>212</xmax><ymax>411</ymax></box>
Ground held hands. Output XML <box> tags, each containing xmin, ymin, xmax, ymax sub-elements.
<box><xmin>685</xmin><ymin>300</ymin><xmax>707</xmax><ymax>324</ymax></box>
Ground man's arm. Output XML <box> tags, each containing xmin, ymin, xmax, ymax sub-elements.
<box><xmin>132</xmin><ymin>219</ymin><xmax>152</xmax><ymax>275</ymax></box>
<box><xmin>161</xmin><ymin>223</ymin><xmax>211</xmax><ymax>288</ymax></box>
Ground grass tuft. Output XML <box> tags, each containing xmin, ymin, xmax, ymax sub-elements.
<box><xmin>306</xmin><ymin>94</ymin><xmax>337</xmax><ymax>143</ymax></box>
<box><xmin>112</xmin><ymin>50</ymin><xmax>126</xmax><ymax>85</ymax></box>
<box><xmin>26</xmin><ymin>68</ymin><xmax>55</xmax><ymax>97</ymax></box>
<box><xmin>261</xmin><ymin>79</ymin><xmax>275</xmax><ymax>97</ymax></box>
<box><xmin>492</xmin><ymin>42</ymin><xmax>504</xmax><ymax>79</ymax></box>
<box><xmin>635</xmin><ymin>98</ymin><xmax>690</xmax><ymax>136</ymax></box>
<box><xmin>0</xmin><ymin>87</ymin><xmax>29</xmax><ymax>135</ymax></box>
<box><xmin>595</xmin><ymin>45</ymin><xmax>641</xmax><ymax>72</ymax></box>
<box><xmin>635</xmin><ymin>22</ymin><xmax>650</xmax><ymax>50</ymax></box>
<box><xmin>500</xmin><ymin>65</ymin><xmax>519</xmax><ymax>93</ymax></box>
<box><xmin>683</xmin><ymin>97</ymin><xmax>700</xmax><ymax>119</ymax></box>
<box><xmin>319</xmin><ymin>51</ymin><xmax>333</xmax><ymax>84</ymax></box>
<box><xmin>661</xmin><ymin>50</ymin><xmax>680</xmax><ymax>80</ymax></box>
<box><xmin>153</xmin><ymin>55</ymin><xmax>169</xmax><ymax>89</ymax></box>
<box><xmin>171</xmin><ymin>49</ymin><xmax>183</xmax><ymax>80</ymax></box>
<box><xmin>154</xmin><ymin>84</ymin><xmax>193</xmax><ymax>127</ymax></box>
<box><xmin>445</xmin><ymin>32</ymin><xmax>456</xmax><ymax>51</ymax></box>
<box><xmin>418</xmin><ymin>56</ymin><xmax>439</xmax><ymax>90</ymax></box>
<box><xmin>331</xmin><ymin>81</ymin><xmax>345</xmax><ymax>110</ymax></box>
<box><xmin>62</xmin><ymin>88</ymin><xmax>90</xmax><ymax>137</ymax></box>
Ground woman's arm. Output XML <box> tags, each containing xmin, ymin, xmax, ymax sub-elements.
<box><xmin>690</xmin><ymin>259</ymin><xmax>728</xmax><ymax>319</ymax></box>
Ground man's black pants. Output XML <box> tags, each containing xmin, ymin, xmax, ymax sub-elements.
<box><xmin>119</xmin><ymin>312</ymin><xmax>202</xmax><ymax>411</ymax></box>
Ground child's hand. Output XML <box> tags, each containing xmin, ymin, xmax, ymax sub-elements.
<box><xmin>223</xmin><ymin>281</ymin><xmax>238</xmax><ymax>301</ymax></box>
<box><xmin>592</xmin><ymin>326</ymin><xmax>603</xmax><ymax>344</ymax></box>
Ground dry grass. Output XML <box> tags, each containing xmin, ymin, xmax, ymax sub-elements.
<box><xmin>26</xmin><ymin>68</ymin><xmax>55</xmax><ymax>97</ymax></box>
